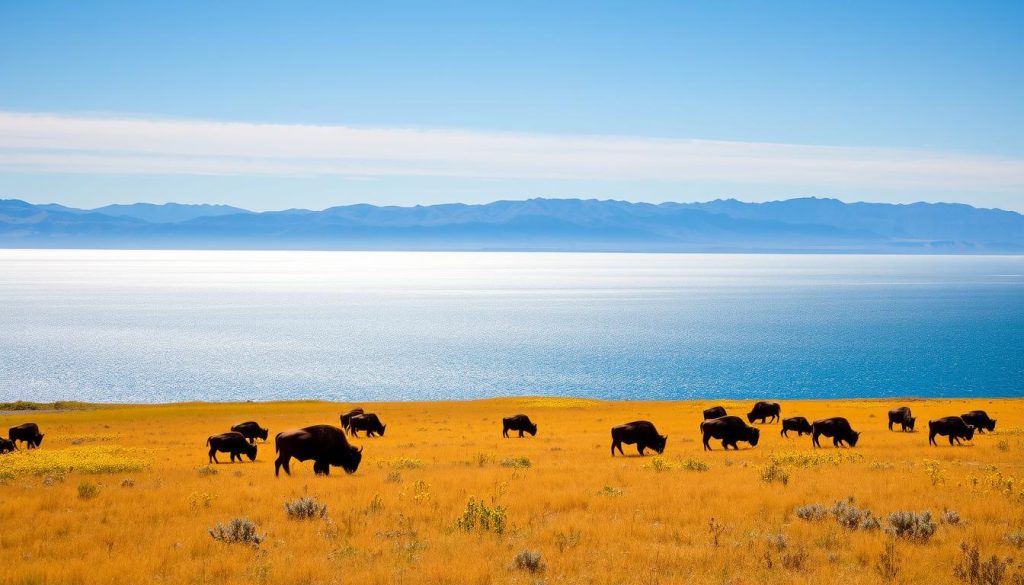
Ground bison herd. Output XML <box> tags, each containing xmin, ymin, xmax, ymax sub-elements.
<box><xmin>0</xmin><ymin>404</ymin><xmax>1001</xmax><ymax>476</ymax></box>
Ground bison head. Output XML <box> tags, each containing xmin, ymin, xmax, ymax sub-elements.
<box><xmin>985</xmin><ymin>419</ymin><xmax>997</xmax><ymax>432</ymax></box>
<box><xmin>258</xmin><ymin>427</ymin><xmax>269</xmax><ymax>441</ymax></box>
<box><xmin>747</xmin><ymin>427</ymin><xmax>761</xmax><ymax>447</ymax></box>
<box><xmin>905</xmin><ymin>417</ymin><xmax>916</xmax><ymax>431</ymax></box>
<box><xmin>847</xmin><ymin>431</ymin><xmax>861</xmax><ymax>447</ymax></box>
<box><xmin>965</xmin><ymin>426</ymin><xmax>976</xmax><ymax>441</ymax></box>
<box><xmin>527</xmin><ymin>423</ymin><xmax>538</xmax><ymax>436</ymax></box>
<box><xmin>746</xmin><ymin>412</ymin><xmax>756</xmax><ymax>423</ymax></box>
<box><xmin>337</xmin><ymin>445</ymin><xmax>363</xmax><ymax>474</ymax></box>
<box><xmin>244</xmin><ymin>443</ymin><xmax>257</xmax><ymax>461</ymax></box>
<box><xmin>651</xmin><ymin>434</ymin><xmax>667</xmax><ymax>454</ymax></box>
<box><xmin>33</xmin><ymin>434</ymin><xmax>44</xmax><ymax>448</ymax></box>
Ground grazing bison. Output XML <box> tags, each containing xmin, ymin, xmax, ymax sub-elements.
<box><xmin>339</xmin><ymin>408</ymin><xmax>365</xmax><ymax>431</ymax></box>
<box><xmin>961</xmin><ymin>410</ymin><xmax>997</xmax><ymax>433</ymax></box>
<box><xmin>502</xmin><ymin>414</ymin><xmax>537</xmax><ymax>438</ymax></box>
<box><xmin>747</xmin><ymin>401</ymin><xmax>781</xmax><ymax>424</ymax></box>
<box><xmin>206</xmin><ymin>432</ymin><xmax>257</xmax><ymax>464</ymax></box>
<box><xmin>811</xmin><ymin>417</ymin><xmax>861</xmax><ymax>448</ymax></box>
<box><xmin>8</xmin><ymin>423</ymin><xmax>43</xmax><ymax>449</ymax></box>
<box><xmin>0</xmin><ymin>437</ymin><xmax>15</xmax><ymax>454</ymax></box>
<box><xmin>888</xmin><ymin>407</ymin><xmax>916</xmax><ymax>432</ymax></box>
<box><xmin>700</xmin><ymin>416</ymin><xmax>760</xmax><ymax>450</ymax></box>
<box><xmin>780</xmin><ymin>416</ymin><xmax>813</xmax><ymax>437</ymax></box>
<box><xmin>274</xmin><ymin>425</ymin><xmax>363</xmax><ymax>477</ymax></box>
<box><xmin>929</xmin><ymin>416</ymin><xmax>975</xmax><ymax>446</ymax></box>
<box><xmin>703</xmin><ymin>406</ymin><xmax>727</xmax><ymax>420</ymax></box>
<box><xmin>230</xmin><ymin>421</ymin><xmax>269</xmax><ymax>444</ymax></box>
<box><xmin>611</xmin><ymin>421</ymin><xmax>667</xmax><ymax>456</ymax></box>
<box><xmin>348</xmin><ymin>413</ymin><xmax>386</xmax><ymax>437</ymax></box>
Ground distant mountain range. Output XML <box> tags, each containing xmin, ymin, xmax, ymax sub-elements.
<box><xmin>1</xmin><ymin>197</ymin><xmax>1022</xmax><ymax>253</ymax></box>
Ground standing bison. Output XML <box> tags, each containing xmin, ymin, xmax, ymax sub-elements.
<box><xmin>888</xmin><ymin>407</ymin><xmax>916</xmax><ymax>432</ymax></box>
<box><xmin>929</xmin><ymin>416</ymin><xmax>975</xmax><ymax>446</ymax></box>
<box><xmin>275</xmin><ymin>425</ymin><xmax>363</xmax><ymax>476</ymax></box>
<box><xmin>0</xmin><ymin>437</ymin><xmax>15</xmax><ymax>454</ymax></box>
<box><xmin>703</xmin><ymin>406</ymin><xmax>727</xmax><ymax>420</ymax></box>
<box><xmin>780</xmin><ymin>416</ymin><xmax>813</xmax><ymax>437</ymax></box>
<box><xmin>339</xmin><ymin>408</ymin><xmax>365</xmax><ymax>431</ymax></box>
<box><xmin>8</xmin><ymin>423</ymin><xmax>43</xmax><ymax>449</ymax></box>
<box><xmin>961</xmin><ymin>410</ymin><xmax>996</xmax><ymax>433</ymax></box>
<box><xmin>611</xmin><ymin>421</ymin><xmax>667</xmax><ymax>456</ymax></box>
<box><xmin>206</xmin><ymin>432</ymin><xmax>257</xmax><ymax>463</ymax></box>
<box><xmin>811</xmin><ymin>417</ymin><xmax>860</xmax><ymax>448</ymax></box>
<box><xmin>348</xmin><ymin>413</ymin><xmax>386</xmax><ymax>437</ymax></box>
<box><xmin>700</xmin><ymin>416</ymin><xmax>760</xmax><ymax>450</ymax></box>
<box><xmin>230</xmin><ymin>421</ymin><xmax>269</xmax><ymax>444</ymax></box>
<box><xmin>502</xmin><ymin>414</ymin><xmax>537</xmax><ymax>438</ymax></box>
<box><xmin>747</xmin><ymin>402</ymin><xmax>781</xmax><ymax>424</ymax></box>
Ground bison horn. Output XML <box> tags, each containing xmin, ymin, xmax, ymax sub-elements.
<box><xmin>359</xmin><ymin>446</ymin><xmax>364</xmax><ymax>453</ymax></box>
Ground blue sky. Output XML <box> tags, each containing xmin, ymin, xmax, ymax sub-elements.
<box><xmin>1</xmin><ymin>0</ymin><xmax>1022</xmax><ymax>211</ymax></box>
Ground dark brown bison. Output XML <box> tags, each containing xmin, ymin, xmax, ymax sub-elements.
<box><xmin>747</xmin><ymin>401</ymin><xmax>781</xmax><ymax>424</ymax></box>
<box><xmin>348</xmin><ymin>413</ymin><xmax>386</xmax><ymax>437</ymax></box>
<box><xmin>929</xmin><ymin>416</ymin><xmax>975</xmax><ymax>446</ymax></box>
<box><xmin>700</xmin><ymin>416</ymin><xmax>760</xmax><ymax>450</ymax></box>
<box><xmin>339</xmin><ymin>408</ymin><xmax>365</xmax><ymax>431</ymax></box>
<box><xmin>888</xmin><ymin>407</ymin><xmax>916</xmax><ymax>432</ymax></box>
<box><xmin>611</xmin><ymin>421</ymin><xmax>667</xmax><ymax>456</ymax></box>
<box><xmin>230</xmin><ymin>421</ymin><xmax>269</xmax><ymax>444</ymax></box>
<box><xmin>0</xmin><ymin>437</ymin><xmax>15</xmax><ymax>454</ymax></box>
<box><xmin>811</xmin><ymin>417</ymin><xmax>860</xmax><ymax>448</ymax></box>
<box><xmin>780</xmin><ymin>416</ymin><xmax>813</xmax><ymax>437</ymax></box>
<box><xmin>8</xmin><ymin>423</ymin><xmax>43</xmax><ymax>449</ymax></box>
<box><xmin>703</xmin><ymin>406</ymin><xmax>727</xmax><ymax>420</ymax></box>
<box><xmin>206</xmin><ymin>432</ymin><xmax>257</xmax><ymax>463</ymax></box>
<box><xmin>961</xmin><ymin>410</ymin><xmax>996</xmax><ymax>433</ymax></box>
<box><xmin>274</xmin><ymin>425</ymin><xmax>363</xmax><ymax>476</ymax></box>
<box><xmin>502</xmin><ymin>414</ymin><xmax>537</xmax><ymax>438</ymax></box>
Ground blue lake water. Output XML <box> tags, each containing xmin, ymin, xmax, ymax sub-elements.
<box><xmin>0</xmin><ymin>250</ymin><xmax>1021</xmax><ymax>403</ymax></box>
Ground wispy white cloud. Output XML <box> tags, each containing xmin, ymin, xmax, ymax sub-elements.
<box><xmin>0</xmin><ymin>112</ymin><xmax>1022</xmax><ymax>192</ymax></box>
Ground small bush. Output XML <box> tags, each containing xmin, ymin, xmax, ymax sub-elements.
<box><xmin>597</xmin><ymin>485</ymin><xmax>623</xmax><ymax>497</ymax></box>
<box><xmin>511</xmin><ymin>550</ymin><xmax>545</xmax><ymax>573</ymax></box>
<box><xmin>795</xmin><ymin>504</ymin><xmax>828</xmax><ymax>521</ymax></box>
<box><xmin>378</xmin><ymin>457</ymin><xmax>424</xmax><ymax>470</ymax></box>
<box><xmin>209</xmin><ymin>518</ymin><xmax>265</xmax><ymax>546</ymax></box>
<box><xmin>954</xmin><ymin>542</ymin><xmax>1013</xmax><ymax>585</ymax></box>
<box><xmin>886</xmin><ymin>510</ymin><xmax>937</xmax><ymax>541</ymax></box>
<box><xmin>455</xmin><ymin>498</ymin><xmax>507</xmax><ymax>534</ymax></box>
<box><xmin>760</xmin><ymin>462</ymin><xmax>790</xmax><ymax>486</ymax></box>
<box><xmin>1006</xmin><ymin>532</ymin><xmax>1024</xmax><ymax>548</ymax></box>
<box><xmin>644</xmin><ymin>456</ymin><xmax>674</xmax><ymax>472</ymax></box>
<box><xmin>831</xmin><ymin>497</ymin><xmax>877</xmax><ymax>530</ymax></box>
<box><xmin>412</xmin><ymin>480</ymin><xmax>431</xmax><ymax>503</ymax></box>
<box><xmin>923</xmin><ymin>459</ymin><xmax>946</xmax><ymax>486</ymax></box>
<box><xmin>765</xmin><ymin>533</ymin><xmax>788</xmax><ymax>551</ymax></box>
<box><xmin>554</xmin><ymin>529</ymin><xmax>581</xmax><ymax>552</ymax></box>
<box><xmin>942</xmin><ymin>509</ymin><xmax>963</xmax><ymax>525</ymax></box>
<box><xmin>285</xmin><ymin>496</ymin><xmax>327</xmax><ymax>520</ymax></box>
<box><xmin>500</xmin><ymin>457</ymin><xmax>531</xmax><ymax>469</ymax></box>
<box><xmin>197</xmin><ymin>466</ymin><xmax>218</xmax><ymax>477</ymax></box>
<box><xmin>680</xmin><ymin>457</ymin><xmax>709</xmax><ymax>472</ymax></box>
<box><xmin>781</xmin><ymin>546</ymin><xmax>808</xmax><ymax>571</ymax></box>
<box><xmin>120</xmin><ymin>478</ymin><xmax>135</xmax><ymax>488</ymax></box>
<box><xmin>997</xmin><ymin>440</ymin><xmax>1010</xmax><ymax>452</ymax></box>
<box><xmin>77</xmin><ymin>482</ymin><xmax>99</xmax><ymax>500</ymax></box>
<box><xmin>875</xmin><ymin>540</ymin><xmax>901</xmax><ymax>581</ymax></box>
<box><xmin>189</xmin><ymin>492</ymin><xmax>215</xmax><ymax>511</ymax></box>
<box><xmin>386</xmin><ymin>470</ymin><xmax>402</xmax><ymax>483</ymax></box>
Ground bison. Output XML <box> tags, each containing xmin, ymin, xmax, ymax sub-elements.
<box><xmin>961</xmin><ymin>410</ymin><xmax>996</xmax><ymax>433</ymax></box>
<box><xmin>274</xmin><ymin>425</ymin><xmax>363</xmax><ymax>476</ymax></box>
<box><xmin>339</xmin><ymin>408</ymin><xmax>365</xmax><ymax>431</ymax></box>
<box><xmin>929</xmin><ymin>416</ymin><xmax>975</xmax><ymax>446</ymax></box>
<box><xmin>888</xmin><ymin>407</ymin><xmax>916</xmax><ymax>432</ymax></box>
<box><xmin>611</xmin><ymin>421</ymin><xmax>667</xmax><ymax>456</ymax></box>
<box><xmin>747</xmin><ymin>401</ymin><xmax>781</xmax><ymax>424</ymax></box>
<box><xmin>700</xmin><ymin>416</ymin><xmax>760</xmax><ymax>450</ymax></box>
<box><xmin>780</xmin><ymin>416</ymin><xmax>813</xmax><ymax>437</ymax></box>
<box><xmin>502</xmin><ymin>414</ymin><xmax>537</xmax><ymax>438</ymax></box>
<box><xmin>206</xmin><ymin>432</ymin><xmax>257</xmax><ymax>464</ymax></box>
<box><xmin>811</xmin><ymin>417</ymin><xmax>861</xmax><ymax>448</ymax></box>
<box><xmin>230</xmin><ymin>421</ymin><xmax>269</xmax><ymax>444</ymax></box>
<box><xmin>703</xmin><ymin>406</ymin><xmax>727</xmax><ymax>420</ymax></box>
<box><xmin>0</xmin><ymin>437</ymin><xmax>15</xmax><ymax>454</ymax></box>
<box><xmin>348</xmin><ymin>413</ymin><xmax>386</xmax><ymax>437</ymax></box>
<box><xmin>8</xmin><ymin>423</ymin><xmax>43</xmax><ymax>449</ymax></box>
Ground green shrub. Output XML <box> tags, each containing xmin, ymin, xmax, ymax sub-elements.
<box><xmin>831</xmin><ymin>497</ymin><xmax>878</xmax><ymax>530</ymax></box>
<box><xmin>886</xmin><ymin>511</ymin><xmax>936</xmax><ymax>541</ymax></box>
<box><xmin>680</xmin><ymin>457</ymin><xmax>709</xmax><ymax>472</ymax></box>
<box><xmin>760</xmin><ymin>461</ymin><xmax>790</xmax><ymax>486</ymax></box>
<box><xmin>500</xmin><ymin>457</ymin><xmax>531</xmax><ymax>469</ymax></box>
<box><xmin>284</xmin><ymin>496</ymin><xmax>327</xmax><ymax>520</ymax></box>
<box><xmin>795</xmin><ymin>504</ymin><xmax>827</xmax><ymax>521</ymax></box>
<box><xmin>209</xmin><ymin>518</ymin><xmax>265</xmax><ymax>546</ymax></box>
<box><xmin>455</xmin><ymin>497</ymin><xmax>507</xmax><ymax>534</ymax></box>
<box><xmin>77</xmin><ymin>482</ymin><xmax>99</xmax><ymax>500</ymax></box>
<box><xmin>511</xmin><ymin>550</ymin><xmax>544</xmax><ymax>573</ymax></box>
<box><xmin>597</xmin><ymin>485</ymin><xmax>624</xmax><ymax>497</ymax></box>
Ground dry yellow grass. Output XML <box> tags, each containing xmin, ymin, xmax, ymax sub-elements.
<box><xmin>1</xmin><ymin>397</ymin><xmax>1022</xmax><ymax>585</ymax></box>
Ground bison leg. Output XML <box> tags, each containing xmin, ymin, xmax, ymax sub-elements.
<box><xmin>812</xmin><ymin>432</ymin><xmax>820</xmax><ymax>448</ymax></box>
<box><xmin>519</xmin><ymin>430</ymin><xmax>524</xmax><ymax>438</ymax></box>
<box><xmin>502</xmin><ymin>426</ymin><xmax>509</xmax><ymax>438</ymax></box>
<box><xmin>780</xmin><ymin>428</ymin><xmax>788</xmax><ymax>438</ymax></box>
<box><xmin>275</xmin><ymin>455</ymin><xmax>290</xmax><ymax>477</ymax></box>
<box><xmin>611</xmin><ymin>440</ymin><xmax>623</xmax><ymax>456</ymax></box>
<box><xmin>313</xmin><ymin>461</ymin><xmax>330</xmax><ymax>476</ymax></box>
<box><xmin>702</xmin><ymin>433</ymin><xmax>711</xmax><ymax>451</ymax></box>
<box><xmin>949</xmin><ymin>435</ymin><xmax>956</xmax><ymax>446</ymax></box>
<box><xmin>208</xmin><ymin>448</ymin><xmax>216</xmax><ymax>464</ymax></box>
<box><xmin>637</xmin><ymin>444</ymin><xmax>646</xmax><ymax>456</ymax></box>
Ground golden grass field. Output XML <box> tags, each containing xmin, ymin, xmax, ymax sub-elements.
<box><xmin>1</xmin><ymin>397</ymin><xmax>1023</xmax><ymax>585</ymax></box>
